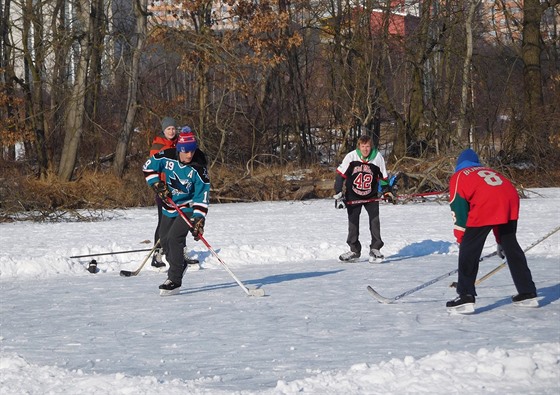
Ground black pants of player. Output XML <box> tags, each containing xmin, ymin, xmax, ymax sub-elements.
<box><xmin>346</xmin><ymin>201</ymin><xmax>384</xmax><ymax>254</ymax></box>
<box><xmin>456</xmin><ymin>220</ymin><xmax>536</xmax><ymax>297</ymax></box>
<box><xmin>154</xmin><ymin>196</ymin><xmax>163</xmax><ymax>246</ymax></box>
<box><xmin>159</xmin><ymin>214</ymin><xmax>191</xmax><ymax>285</ymax></box>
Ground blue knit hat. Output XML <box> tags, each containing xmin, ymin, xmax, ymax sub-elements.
<box><xmin>176</xmin><ymin>132</ymin><xmax>197</xmax><ymax>153</ymax></box>
<box><xmin>456</xmin><ymin>148</ymin><xmax>481</xmax><ymax>172</ymax></box>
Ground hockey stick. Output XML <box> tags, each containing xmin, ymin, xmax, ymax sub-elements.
<box><xmin>369</xmin><ymin>225</ymin><xmax>560</xmax><ymax>303</ymax></box>
<box><xmin>346</xmin><ymin>191</ymin><xmax>447</xmax><ymax>206</ymax></box>
<box><xmin>119</xmin><ymin>240</ymin><xmax>160</xmax><ymax>277</ymax></box>
<box><xmin>450</xmin><ymin>224</ymin><xmax>560</xmax><ymax>288</ymax></box>
<box><xmin>367</xmin><ymin>249</ymin><xmax>503</xmax><ymax>304</ymax></box>
<box><xmin>367</xmin><ymin>269</ymin><xmax>457</xmax><ymax>304</ymax></box>
<box><xmin>70</xmin><ymin>247</ymin><xmax>153</xmax><ymax>259</ymax></box>
<box><xmin>167</xmin><ymin>199</ymin><xmax>265</xmax><ymax>297</ymax></box>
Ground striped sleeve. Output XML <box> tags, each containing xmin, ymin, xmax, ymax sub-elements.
<box><xmin>449</xmin><ymin>173</ymin><xmax>469</xmax><ymax>243</ymax></box>
<box><xmin>142</xmin><ymin>156</ymin><xmax>162</xmax><ymax>187</ymax></box>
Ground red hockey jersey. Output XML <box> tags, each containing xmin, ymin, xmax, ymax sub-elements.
<box><xmin>449</xmin><ymin>166</ymin><xmax>519</xmax><ymax>243</ymax></box>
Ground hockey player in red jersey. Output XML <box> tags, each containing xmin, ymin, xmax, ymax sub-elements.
<box><xmin>447</xmin><ymin>148</ymin><xmax>537</xmax><ymax>313</ymax></box>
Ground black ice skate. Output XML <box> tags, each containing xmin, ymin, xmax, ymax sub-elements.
<box><xmin>151</xmin><ymin>248</ymin><xmax>166</xmax><ymax>269</ymax></box>
<box><xmin>512</xmin><ymin>292</ymin><xmax>539</xmax><ymax>308</ymax></box>
<box><xmin>159</xmin><ymin>279</ymin><xmax>181</xmax><ymax>296</ymax></box>
<box><xmin>446</xmin><ymin>294</ymin><xmax>475</xmax><ymax>314</ymax></box>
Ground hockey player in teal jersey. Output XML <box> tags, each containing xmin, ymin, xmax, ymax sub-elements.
<box><xmin>143</xmin><ymin>131</ymin><xmax>210</xmax><ymax>294</ymax></box>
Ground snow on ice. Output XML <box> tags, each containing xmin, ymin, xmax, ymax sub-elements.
<box><xmin>1</xmin><ymin>188</ymin><xmax>559</xmax><ymax>394</ymax></box>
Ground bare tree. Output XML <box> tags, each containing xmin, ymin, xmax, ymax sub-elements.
<box><xmin>520</xmin><ymin>0</ymin><xmax>558</xmax><ymax>158</ymax></box>
<box><xmin>456</xmin><ymin>0</ymin><xmax>481</xmax><ymax>144</ymax></box>
<box><xmin>58</xmin><ymin>0</ymin><xmax>94</xmax><ymax>181</ymax></box>
<box><xmin>113</xmin><ymin>0</ymin><xmax>148</xmax><ymax>177</ymax></box>
<box><xmin>0</xmin><ymin>0</ymin><xmax>18</xmax><ymax>162</ymax></box>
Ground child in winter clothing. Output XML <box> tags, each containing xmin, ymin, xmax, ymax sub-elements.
<box><xmin>447</xmin><ymin>148</ymin><xmax>537</xmax><ymax>313</ymax></box>
<box><xmin>150</xmin><ymin>117</ymin><xmax>178</xmax><ymax>156</ymax></box>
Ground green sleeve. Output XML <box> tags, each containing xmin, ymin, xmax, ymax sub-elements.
<box><xmin>450</xmin><ymin>194</ymin><xmax>469</xmax><ymax>230</ymax></box>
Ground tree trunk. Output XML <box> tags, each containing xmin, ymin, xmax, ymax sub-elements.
<box><xmin>85</xmin><ymin>0</ymin><xmax>106</xmax><ymax>166</ymax></box>
<box><xmin>395</xmin><ymin>0</ymin><xmax>433</xmax><ymax>157</ymax></box>
<box><xmin>49</xmin><ymin>0</ymin><xmax>71</xmax><ymax>171</ymax></box>
<box><xmin>1</xmin><ymin>0</ymin><xmax>18</xmax><ymax>162</ymax></box>
<box><xmin>58</xmin><ymin>0</ymin><xmax>93</xmax><ymax>181</ymax></box>
<box><xmin>113</xmin><ymin>0</ymin><xmax>147</xmax><ymax>178</ymax></box>
<box><xmin>520</xmin><ymin>0</ymin><xmax>556</xmax><ymax>157</ymax></box>
<box><xmin>16</xmin><ymin>0</ymin><xmax>49</xmax><ymax>176</ymax></box>
<box><xmin>457</xmin><ymin>0</ymin><xmax>480</xmax><ymax>145</ymax></box>
<box><xmin>522</xmin><ymin>0</ymin><xmax>544</xmax><ymax>112</ymax></box>
<box><xmin>196</xmin><ymin>56</ymin><xmax>209</xmax><ymax>149</ymax></box>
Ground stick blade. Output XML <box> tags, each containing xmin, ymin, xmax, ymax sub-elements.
<box><xmin>249</xmin><ymin>288</ymin><xmax>265</xmax><ymax>297</ymax></box>
<box><xmin>119</xmin><ymin>270</ymin><xmax>133</xmax><ymax>277</ymax></box>
<box><xmin>366</xmin><ymin>285</ymin><xmax>394</xmax><ymax>304</ymax></box>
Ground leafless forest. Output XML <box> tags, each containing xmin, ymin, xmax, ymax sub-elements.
<box><xmin>1</xmin><ymin>0</ymin><xmax>559</xmax><ymax>218</ymax></box>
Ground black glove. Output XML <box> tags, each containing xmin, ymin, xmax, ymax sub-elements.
<box><xmin>333</xmin><ymin>192</ymin><xmax>346</xmax><ymax>209</ymax></box>
<box><xmin>191</xmin><ymin>217</ymin><xmax>205</xmax><ymax>241</ymax></box>
<box><xmin>152</xmin><ymin>181</ymin><xmax>171</xmax><ymax>200</ymax></box>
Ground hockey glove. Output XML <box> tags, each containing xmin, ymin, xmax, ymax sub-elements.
<box><xmin>191</xmin><ymin>217</ymin><xmax>205</xmax><ymax>241</ymax></box>
<box><xmin>380</xmin><ymin>185</ymin><xmax>396</xmax><ymax>204</ymax></box>
<box><xmin>382</xmin><ymin>191</ymin><xmax>396</xmax><ymax>204</ymax></box>
<box><xmin>152</xmin><ymin>181</ymin><xmax>171</xmax><ymax>200</ymax></box>
<box><xmin>333</xmin><ymin>192</ymin><xmax>346</xmax><ymax>209</ymax></box>
<box><xmin>497</xmin><ymin>244</ymin><xmax>505</xmax><ymax>259</ymax></box>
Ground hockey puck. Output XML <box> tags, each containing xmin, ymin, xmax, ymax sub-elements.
<box><xmin>119</xmin><ymin>270</ymin><xmax>133</xmax><ymax>277</ymax></box>
<box><xmin>88</xmin><ymin>259</ymin><xmax>98</xmax><ymax>274</ymax></box>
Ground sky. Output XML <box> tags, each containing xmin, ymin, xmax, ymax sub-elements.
<box><xmin>0</xmin><ymin>188</ymin><xmax>559</xmax><ymax>394</ymax></box>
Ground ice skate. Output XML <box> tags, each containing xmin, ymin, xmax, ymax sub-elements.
<box><xmin>339</xmin><ymin>251</ymin><xmax>360</xmax><ymax>262</ymax></box>
<box><xmin>183</xmin><ymin>257</ymin><xmax>201</xmax><ymax>273</ymax></box>
<box><xmin>184</xmin><ymin>247</ymin><xmax>201</xmax><ymax>271</ymax></box>
<box><xmin>512</xmin><ymin>292</ymin><xmax>539</xmax><ymax>308</ymax></box>
<box><xmin>151</xmin><ymin>248</ymin><xmax>166</xmax><ymax>269</ymax></box>
<box><xmin>446</xmin><ymin>294</ymin><xmax>475</xmax><ymax>314</ymax></box>
<box><xmin>369</xmin><ymin>249</ymin><xmax>384</xmax><ymax>264</ymax></box>
<box><xmin>159</xmin><ymin>279</ymin><xmax>181</xmax><ymax>296</ymax></box>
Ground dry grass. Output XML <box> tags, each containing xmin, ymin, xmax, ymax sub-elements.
<box><xmin>0</xmin><ymin>167</ymin><xmax>153</xmax><ymax>222</ymax></box>
<box><xmin>1</xmin><ymin>154</ymin><xmax>558</xmax><ymax>222</ymax></box>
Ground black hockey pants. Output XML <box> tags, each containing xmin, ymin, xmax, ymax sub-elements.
<box><xmin>160</xmin><ymin>214</ymin><xmax>191</xmax><ymax>284</ymax></box>
<box><xmin>456</xmin><ymin>220</ymin><xmax>536</xmax><ymax>296</ymax></box>
<box><xmin>346</xmin><ymin>201</ymin><xmax>384</xmax><ymax>254</ymax></box>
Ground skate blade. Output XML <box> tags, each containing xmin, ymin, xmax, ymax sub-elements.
<box><xmin>513</xmin><ymin>298</ymin><xmax>539</xmax><ymax>308</ymax></box>
<box><xmin>159</xmin><ymin>288</ymin><xmax>181</xmax><ymax>296</ymax></box>
<box><xmin>447</xmin><ymin>303</ymin><xmax>475</xmax><ymax>315</ymax></box>
<box><xmin>369</xmin><ymin>257</ymin><xmax>384</xmax><ymax>264</ymax></box>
